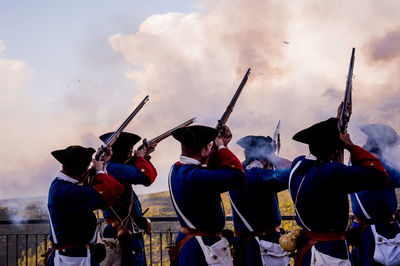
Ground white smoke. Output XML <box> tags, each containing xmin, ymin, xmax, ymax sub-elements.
<box><xmin>3</xmin><ymin>0</ymin><xmax>400</xmax><ymax>198</ymax></box>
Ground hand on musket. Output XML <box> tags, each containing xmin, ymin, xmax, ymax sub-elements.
<box><xmin>336</xmin><ymin>101</ymin><xmax>352</xmax><ymax>120</ymax></box>
<box><xmin>135</xmin><ymin>142</ymin><xmax>157</xmax><ymax>157</ymax></box>
<box><xmin>213</xmin><ymin>125</ymin><xmax>232</xmax><ymax>148</ymax></box>
<box><xmin>339</xmin><ymin>132</ymin><xmax>354</xmax><ymax>150</ymax></box>
<box><xmin>220</xmin><ymin>125</ymin><xmax>232</xmax><ymax>146</ymax></box>
<box><xmin>139</xmin><ymin>141</ymin><xmax>157</xmax><ymax>155</ymax></box>
<box><xmin>92</xmin><ymin>157</ymin><xmax>106</xmax><ymax>172</ymax></box>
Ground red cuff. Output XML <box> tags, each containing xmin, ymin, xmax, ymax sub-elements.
<box><xmin>93</xmin><ymin>173</ymin><xmax>124</xmax><ymax>207</ymax></box>
<box><xmin>350</xmin><ymin>145</ymin><xmax>388</xmax><ymax>183</ymax></box>
<box><xmin>215</xmin><ymin>148</ymin><xmax>244</xmax><ymax>174</ymax></box>
<box><xmin>134</xmin><ymin>156</ymin><xmax>158</xmax><ymax>184</ymax></box>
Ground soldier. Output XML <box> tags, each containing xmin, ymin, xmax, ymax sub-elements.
<box><xmin>349</xmin><ymin>124</ymin><xmax>400</xmax><ymax>266</ymax></box>
<box><xmin>229</xmin><ymin>135</ymin><xmax>291</xmax><ymax>266</ymax></box>
<box><xmin>168</xmin><ymin>125</ymin><xmax>245</xmax><ymax>266</ymax></box>
<box><xmin>47</xmin><ymin>145</ymin><xmax>124</xmax><ymax>266</ymax></box>
<box><xmin>289</xmin><ymin>117</ymin><xmax>388</xmax><ymax>266</ymax></box>
<box><xmin>98</xmin><ymin>132</ymin><xmax>157</xmax><ymax>266</ymax></box>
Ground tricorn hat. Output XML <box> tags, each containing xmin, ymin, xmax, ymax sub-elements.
<box><xmin>172</xmin><ymin>125</ymin><xmax>218</xmax><ymax>150</ymax></box>
<box><xmin>360</xmin><ymin>124</ymin><xmax>399</xmax><ymax>151</ymax></box>
<box><xmin>51</xmin><ymin>145</ymin><xmax>95</xmax><ymax>175</ymax></box>
<box><xmin>99</xmin><ymin>132</ymin><xmax>141</xmax><ymax>150</ymax></box>
<box><xmin>237</xmin><ymin>135</ymin><xmax>276</xmax><ymax>154</ymax></box>
<box><xmin>293</xmin><ymin>117</ymin><xmax>343</xmax><ymax>157</ymax></box>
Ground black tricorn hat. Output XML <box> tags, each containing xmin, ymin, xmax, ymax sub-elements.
<box><xmin>293</xmin><ymin>117</ymin><xmax>343</xmax><ymax>156</ymax></box>
<box><xmin>51</xmin><ymin>145</ymin><xmax>95</xmax><ymax>175</ymax></box>
<box><xmin>172</xmin><ymin>125</ymin><xmax>218</xmax><ymax>150</ymax></box>
<box><xmin>360</xmin><ymin>124</ymin><xmax>400</xmax><ymax>149</ymax></box>
<box><xmin>237</xmin><ymin>135</ymin><xmax>276</xmax><ymax>154</ymax></box>
<box><xmin>99</xmin><ymin>132</ymin><xmax>141</xmax><ymax>150</ymax></box>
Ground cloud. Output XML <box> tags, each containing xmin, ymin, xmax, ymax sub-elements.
<box><xmin>0</xmin><ymin>43</ymin><xmax>90</xmax><ymax>198</ymax></box>
<box><xmin>0</xmin><ymin>40</ymin><xmax>5</xmax><ymax>53</ymax></box>
<box><xmin>106</xmin><ymin>0</ymin><xmax>400</xmax><ymax>195</ymax></box>
<box><xmin>366</xmin><ymin>30</ymin><xmax>400</xmax><ymax>62</ymax></box>
<box><xmin>3</xmin><ymin>0</ymin><xmax>400</xmax><ymax>198</ymax></box>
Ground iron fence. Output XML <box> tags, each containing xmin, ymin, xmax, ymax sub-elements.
<box><xmin>0</xmin><ymin>216</ymin><xmax>353</xmax><ymax>266</ymax></box>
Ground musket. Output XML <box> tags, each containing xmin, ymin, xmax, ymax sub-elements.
<box><xmin>139</xmin><ymin>117</ymin><xmax>197</xmax><ymax>149</ymax></box>
<box><xmin>339</xmin><ymin>48</ymin><xmax>355</xmax><ymax>134</ymax></box>
<box><xmin>95</xmin><ymin>95</ymin><xmax>150</xmax><ymax>161</ymax></box>
<box><xmin>338</xmin><ymin>48</ymin><xmax>355</xmax><ymax>164</ymax></box>
<box><xmin>216</xmin><ymin>68</ymin><xmax>251</xmax><ymax>133</ymax></box>
<box><xmin>272</xmin><ymin>120</ymin><xmax>281</xmax><ymax>155</ymax></box>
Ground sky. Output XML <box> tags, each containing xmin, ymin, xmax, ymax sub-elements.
<box><xmin>1</xmin><ymin>0</ymin><xmax>400</xmax><ymax>199</ymax></box>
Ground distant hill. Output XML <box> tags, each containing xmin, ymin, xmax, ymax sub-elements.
<box><xmin>0</xmin><ymin>196</ymin><xmax>48</xmax><ymax>220</ymax></box>
<box><xmin>0</xmin><ymin>190</ymin><xmax>295</xmax><ymax>221</ymax></box>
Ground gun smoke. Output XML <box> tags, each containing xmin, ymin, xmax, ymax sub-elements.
<box><xmin>2</xmin><ymin>0</ymin><xmax>400</xmax><ymax>199</ymax></box>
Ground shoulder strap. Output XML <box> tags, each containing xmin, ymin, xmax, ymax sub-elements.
<box><xmin>168</xmin><ymin>165</ymin><xmax>196</xmax><ymax>229</ymax></box>
<box><xmin>228</xmin><ymin>192</ymin><xmax>254</xmax><ymax>232</ymax></box>
<box><xmin>289</xmin><ymin>160</ymin><xmax>311</xmax><ymax>231</ymax></box>
<box><xmin>48</xmin><ymin>210</ymin><xmax>58</xmax><ymax>244</ymax></box>
<box><xmin>354</xmin><ymin>193</ymin><xmax>371</xmax><ymax>219</ymax></box>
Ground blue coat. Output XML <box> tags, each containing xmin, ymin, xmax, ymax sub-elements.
<box><xmin>229</xmin><ymin>162</ymin><xmax>290</xmax><ymax>265</ymax></box>
<box><xmin>289</xmin><ymin>145</ymin><xmax>388</xmax><ymax>265</ymax></box>
<box><xmin>169</xmin><ymin>149</ymin><xmax>245</xmax><ymax>266</ymax></box>
<box><xmin>48</xmin><ymin>173</ymin><xmax>113</xmax><ymax>266</ymax></box>
<box><xmin>48</xmin><ymin>178</ymin><xmax>106</xmax><ymax>246</ymax></box>
<box><xmin>350</xmin><ymin>160</ymin><xmax>400</xmax><ymax>266</ymax></box>
<box><xmin>102</xmin><ymin>158</ymin><xmax>157</xmax><ymax>266</ymax></box>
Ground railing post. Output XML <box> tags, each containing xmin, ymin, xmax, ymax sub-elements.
<box><xmin>35</xmin><ymin>234</ymin><xmax>38</xmax><ymax>266</ymax></box>
<box><xmin>6</xmin><ymin>235</ymin><xmax>8</xmax><ymax>266</ymax></box>
<box><xmin>16</xmin><ymin>235</ymin><xmax>18</xmax><ymax>265</ymax></box>
<box><xmin>149</xmin><ymin>232</ymin><xmax>152</xmax><ymax>266</ymax></box>
<box><xmin>25</xmin><ymin>234</ymin><xmax>28</xmax><ymax>266</ymax></box>
<box><xmin>159</xmin><ymin>232</ymin><xmax>162</xmax><ymax>265</ymax></box>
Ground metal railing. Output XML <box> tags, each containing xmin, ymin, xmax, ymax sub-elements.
<box><xmin>0</xmin><ymin>216</ymin><xmax>353</xmax><ymax>266</ymax></box>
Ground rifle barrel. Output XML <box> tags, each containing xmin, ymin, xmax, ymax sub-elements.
<box><xmin>149</xmin><ymin>117</ymin><xmax>196</xmax><ymax>144</ymax></box>
<box><xmin>105</xmin><ymin>95</ymin><xmax>150</xmax><ymax>146</ymax></box>
<box><xmin>95</xmin><ymin>95</ymin><xmax>149</xmax><ymax>161</ymax></box>
<box><xmin>339</xmin><ymin>48</ymin><xmax>355</xmax><ymax>133</ymax></box>
<box><xmin>217</xmin><ymin>68</ymin><xmax>251</xmax><ymax>128</ymax></box>
<box><xmin>272</xmin><ymin>120</ymin><xmax>281</xmax><ymax>142</ymax></box>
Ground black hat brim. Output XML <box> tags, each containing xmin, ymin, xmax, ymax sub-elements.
<box><xmin>172</xmin><ymin>125</ymin><xmax>218</xmax><ymax>150</ymax></box>
<box><xmin>51</xmin><ymin>146</ymin><xmax>95</xmax><ymax>174</ymax></box>
<box><xmin>293</xmin><ymin>117</ymin><xmax>342</xmax><ymax>151</ymax></box>
<box><xmin>99</xmin><ymin>132</ymin><xmax>141</xmax><ymax>148</ymax></box>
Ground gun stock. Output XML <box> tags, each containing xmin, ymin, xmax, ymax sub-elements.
<box><xmin>216</xmin><ymin>68</ymin><xmax>251</xmax><ymax>132</ymax></box>
<box><xmin>95</xmin><ymin>95</ymin><xmax>150</xmax><ymax>161</ymax></box>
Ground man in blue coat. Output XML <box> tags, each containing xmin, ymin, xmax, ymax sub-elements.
<box><xmin>99</xmin><ymin>132</ymin><xmax>157</xmax><ymax>266</ymax></box>
<box><xmin>48</xmin><ymin>145</ymin><xmax>124</xmax><ymax>266</ymax></box>
<box><xmin>229</xmin><ymin>135</ymin><xmax>291</xmax><ymax>266</ymax></box>
<box><xmin>289</xmin><ymin>118</ymin><xmax>388</xmax><ymax>266</ymax></box>
<box><xmin>169</xmin><ymin>125</ymin><xmax>246</xmax><ymax>266</ymax></box>
<box><xmin>349</xmin><ymin>124</ymin><xmax>400</xmax><ymax>266</ymax></box>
